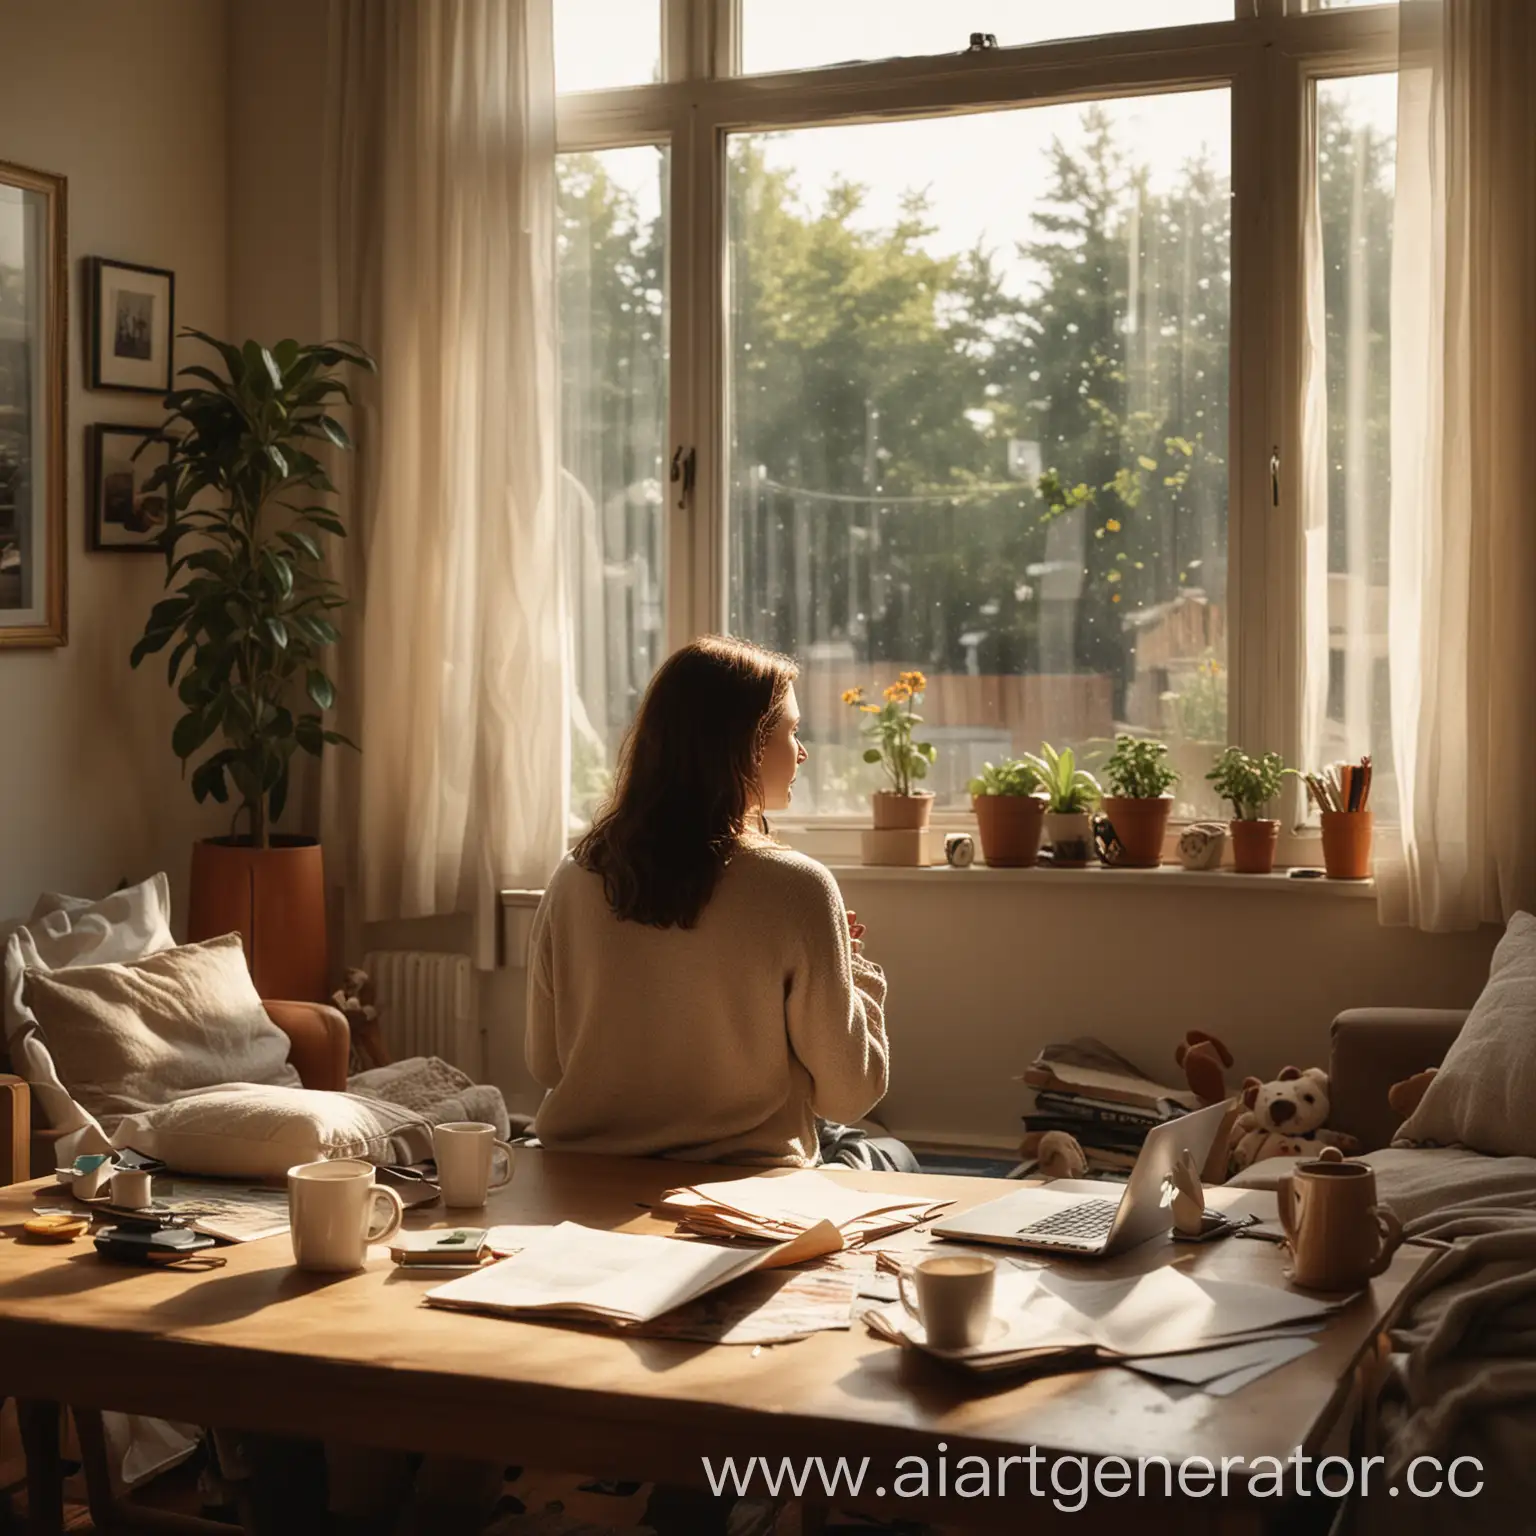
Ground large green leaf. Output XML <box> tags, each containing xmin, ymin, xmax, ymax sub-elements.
<box><xmin>171</xmin><ymin>708</ymin><xmax>219</xmax><ymax>762</ymax></box>
<box><xmin>306</xmin><ymin>669</ymin><xmax>336</xmax><ymax>710</ymax></box>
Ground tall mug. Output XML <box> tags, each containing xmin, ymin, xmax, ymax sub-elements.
<box><xmin>1278</xmin><ymin>1157</ymin><xmax>1402</xmax><ymax>1291</ymax></box>
<box><xmin>433</xmin><ymin>1121</ymin><xmax>516</xmax><ymax>1207</ymax></box>
<box><xmin>288</xmin><ymin>1159</ymin><xmax>404</xmax><ymax>1273</ymax></box>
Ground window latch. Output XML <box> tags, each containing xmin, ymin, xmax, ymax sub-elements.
<box><xmin>1270</xmin><ymin>445</ymin><xmax>1281</xmax><ymax>508</ymax></box>
<box><xmin>671</xmin><ymin>445</ymin><xmax>697</xmax><ymax>509</ymax></box>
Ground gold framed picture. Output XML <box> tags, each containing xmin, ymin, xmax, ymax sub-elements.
<box><xmin>0</xmin><ymin>157</ymin><xmax>67</xmax><ymax>648</ymax></box>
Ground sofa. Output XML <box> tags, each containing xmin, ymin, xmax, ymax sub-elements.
<box><xmin>0</xmin><ymin>998</ymin><xmax>350</xmax><ymax>1185</ymax></box>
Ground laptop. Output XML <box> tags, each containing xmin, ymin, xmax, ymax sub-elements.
<box><xmin>929</xmin><ymin>1101</ymin><xmax>1231</xmax><ymax>1258</ymax></box>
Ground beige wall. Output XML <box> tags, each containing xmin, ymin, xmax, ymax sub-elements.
<box><xmin>487</xmin><ymin>876</ymin><xmax>1498</xmax><ymax>1146</ymax></box>
<box><xmin>0</xmin><ymin>0</ymin><xmax>230</xmax><ymax>924</ymax></box>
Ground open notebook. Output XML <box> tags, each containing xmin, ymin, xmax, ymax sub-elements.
<box><xmin>425</xmin><ymin>1219</ymin><xmax>842</xmax><ymax>1327</ymax></box>
<box><xmin>655</xmin><ymin>1169</ymin><xmax>951</xmax><ymax>1247</ymax></box>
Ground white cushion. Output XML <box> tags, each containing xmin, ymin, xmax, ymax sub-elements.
<box><xmin>2</xmin><ymin>874</ymin><xmax>176</xmax><ymax>1158</ymax></box>
<box><xmin>1395</xmin><ymin>910</ymin><xmax>1536</xmax><ymax>1156</ymax></box>
<box><xmin>21</xmin><ymin>933</ymin><xmax>300</xmax><ymax>1123</ymax></box>
<box><xmin>112</xmin><ymin>1084</ymin><xmax>433</xmax><ymax>1178</ymax></box>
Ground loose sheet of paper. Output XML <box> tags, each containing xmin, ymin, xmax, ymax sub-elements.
<box><xmin>633</xmin><ymin>1269</ymin><xmax>858</xmax><ymax>1345</ymax></box>
<box><xmin>1123</xmin><ymin>1335</ymin><xmax>1317</xmax><ymax>1387</ymax></box>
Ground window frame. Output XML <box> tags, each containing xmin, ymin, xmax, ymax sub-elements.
<box><xmin>555</xmin><ymin>0</ymin><xmax>1400</xmax><ymax>837</ymax></box>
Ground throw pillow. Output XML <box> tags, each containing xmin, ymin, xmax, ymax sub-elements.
<box><xmin>22</xmin><ymin>934</ymin><xmax>300</xmax><ymax>1124</ymax></box>
<box><xmin>110</xmin><ymin>1084</ymin><xmax>433</xmax><ymax>1178</ymax></box>
<box><xmin>3</xmin><ymin>873</ymin><xmax>176</xmax><ymax>1156</ymax></box>
<box><xmin>1394</xmin><ymin>910</ymin><xmax>1536</xmax><ymax>1156</ymax></box>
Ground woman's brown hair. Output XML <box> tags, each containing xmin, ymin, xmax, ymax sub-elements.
<box><xmin>574</xmin><ymin>636</ymin><xmax>798</xmax><ymax>928</ymax></box>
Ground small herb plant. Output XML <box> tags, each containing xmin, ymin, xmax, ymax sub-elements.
<box><xmin>968</xmin><ymin>758</ymin><xmax>1044</xmax><ymax>798</ymax></box>
<box><xmin>1206</xmin><ymin>747</ymin><xmax>1290</xmax><ymax>820</ymax></box>
<box><xmin>842</xmin><ymin>671</ymin><xmax>936</xmax><ymax>796</ymax></box>
<box><xmin>1022</xmin><ymin>742</ymin><xmax>1102</xmax><ymax>814</ymax></box>
<box><xmin>1103</xmin><ymin>735</ymin><xmax>1179</xmax><ymax>799</ymax></box>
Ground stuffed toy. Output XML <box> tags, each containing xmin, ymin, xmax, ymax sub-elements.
<box><xmin>1175</xmin><ymin>1030</ymin><xmax>1234</xmax><ymax>1106</ymax></box>
<box><xmin>1388</xmin><ymin>1068</ymin><xmax>1437</xmax><ymax>1123</ymax></box>
<box><xmin>1018</xmin><ymin>1129</ymin><xmax>1089</xmax><ymax>1180</ymax></box>
<box><xmin>1228</xmin><ymin>1066</ymin><xmax>1359</xmax><ymax>1172</ymax></box>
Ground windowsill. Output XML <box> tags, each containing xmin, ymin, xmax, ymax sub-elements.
<box><xmin>826</xmin><ymin>862</ymin><xmax>1376</xmax><ymax>897</ymax></box>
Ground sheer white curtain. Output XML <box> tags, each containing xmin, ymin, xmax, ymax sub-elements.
<box><xmin>321</xmin><ymin>0</ymin><xmax>568</xmax><ymax>964</ymax></box>
<box><xmin>1304</xmin><ymin>0</ymin><xmax>1535</xmax><ymax>931</ymax></box>
<box><xmin>1378</xmin><ymin>0</ymin><xmax>1536</xmax><ymax>930</ymax></box>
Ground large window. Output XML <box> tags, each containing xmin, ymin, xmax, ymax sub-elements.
<box><xmin>555</xmin><ymin>0</ymin><xmax>1399</xmax><ymax>832</ymax></box>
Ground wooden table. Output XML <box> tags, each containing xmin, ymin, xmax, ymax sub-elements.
<box><xmin>0</xmin><ymin>1154</ymin><xmax>1425</xmax><ymax>1534</ymax></box>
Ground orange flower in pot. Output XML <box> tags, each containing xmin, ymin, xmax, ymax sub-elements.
<box><xmin>1098</xmin><ymin>734</ymin><xmax>1178</xmax><ymax>867</ymax></box>
<box><xmin>1205</xmin><ymin>746</ymin><xmax>1291</xmax><ymax>874</ymax></box>
<box><xmin>843</xmin><ymin>673</ymin><xmax>937</xmax><ymax>829</ymax></box>
<box><xmin>968</xmin><ymin>757</ymin><xmax>1047</xmax><ymax>867</ymax></box>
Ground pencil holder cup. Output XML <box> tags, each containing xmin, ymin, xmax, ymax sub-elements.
<box><xmin>1320</xmin><ymin>811</ymin><xmax>1373</xmax><ymax>880</ymax></box>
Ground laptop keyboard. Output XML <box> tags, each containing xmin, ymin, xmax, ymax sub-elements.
<box><xmin>1018</xmin><ymin>1199</ymin><xmax>1120</xmax><ymax>1242</ymax></box>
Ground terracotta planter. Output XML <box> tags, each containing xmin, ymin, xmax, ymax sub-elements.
<box><xmin>871</xmin><ymin>791</ymin><xmax>934</xmax><ymax>831</ymax></box>
<box><xmin>1097</xmin><ymin>796</ymin><xmax>1173</xmax><ymax>868</ymax></box>
<box><xmin>188</xmin><ymin>836</ymin><xmax>329</xmax><ymax>1001</ymax></box>
<box><xmin>971</xmin><ymin>794</ymin><xmax>1046</xmax><ymax>867</ymax></box>
<box><xmin>1321</xmin><ymin>810</ymin><xmax>1373</xmax><ymax>880</ymax></box>
<box><xmin>1044</xmin><ymin>810</ymin><xmax>1094</xmax><ymax>868</ymax></box>
<box><xmin>1229</xmin><ymin>819</ymin><xmax>1280</xmax><ymax>875</ymax></box>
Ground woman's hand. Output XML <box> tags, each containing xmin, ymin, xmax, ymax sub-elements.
<box><xmin>847</xmin><ymin>910</ymin><xmax>866</xmax><ymax>955</ymax></box>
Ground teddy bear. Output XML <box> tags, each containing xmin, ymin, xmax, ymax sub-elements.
<box><xmin>1175</xmin><ymin>1030</ymin><xmax>1234</xmax><ymax>1107</ymax></box>
<box><xmin>1018</xmin><ymin>1129</ymin><xmax>1089</xmax><ymax>1180</ymax></box>
<box><xmin>1228</xmin><ymin>1066</ymin><xmax>1359</xmax><ymax>1172</ymax></box>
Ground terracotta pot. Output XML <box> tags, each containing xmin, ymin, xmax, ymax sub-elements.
<box><xmin>1229</xmin><ymin>819</ymin><xmax>1280</xmax><ymax>875</ymax></box>
<box><xmin>188</xmin><ymin>836</ymin><xmax>329</xmax><ymax>1001</ymax></box>
<box><xmin>1044</xmin><ymin>810</ymin><xmax>1094</xmax><ymax>868</ymax></box>
<box><xmin>1321</xmin><ymin>810</ymin><xmax>1373</xmax><ymax>880</ymax></box>
<box><xmin>971</xmin><ymin>794</ymin><xmax>1046</xmax><ymax>867</ymax></box>
<box><xmin>871</xmin><ymin>791</ymin><xmax>934</xmax><ymax>831</ymax></box>
<box><xmin>1097</xmin><ymin>796</ymin><xmax>1173</xmax><ymax>868</ymax></box>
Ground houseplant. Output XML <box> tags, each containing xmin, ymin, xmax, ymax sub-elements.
<box><xmin>843</xmin><ymin>672</ymin><xmax>937</xmax><ymax>829</ymax></box>
<box><xmin>130</xmin><ymin>329</ymin><xmax>374</xmax><ymax>1000</ymax></box>
<box><xmin>1023</xmin><ymin>742</ymin><xmax>1101</xmax><ymax>868</ymax></box>
<box><xmin>1206</xmin><ymin>746</ymin><xmax>1290</xmax><ymax>874</ymax></box>
<box><xmin>968</xmin><ymin>757</ymin><xmax>1047</xmax><ymax>867</ymax></box>
<box><xmin>1099</xmin><ymin>734</ymin><xmax>1179</xmax><ymax>868</ymax></box>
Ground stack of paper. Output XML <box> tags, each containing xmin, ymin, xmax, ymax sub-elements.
<box><xmin>863</xmin><ymin>1265</ymin><xmax>1352</xmax><ymax>1377</ymax></box>
<box><xmin>655</xmin><ymin>1170</ymin><xmax>951</xmax><ymax>1249</ymax></box>
<box><xmin>426</xmin><ymin>1218</ymin><xmax>841</xmax><ymax>1327</ymax></box>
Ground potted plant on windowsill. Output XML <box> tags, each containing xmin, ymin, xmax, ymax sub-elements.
<box><xmin>130</xmin><ymin>329</ymin><xmax>374</xmax><ymax>1000</ymax></box>
<box><xmin>843</xmin><ymin>672</ymin><xmax>937</xmax><ymax>830</ymax></box>
<box><xmin>1024</xmin><ymin>743</ymin><xmax>1101</xmax><ymax>868</ymax></box>
<box><xmin>1205</xmin><ymin>746</ymin><xmax>1290</xmax><ymax>874</ymax></box>
<box><xmin>968</xmin><ymin>758</ymin><xmax>1047</xmax><ymax>867</ymax></box>
<box><xmin>1099</xmin><ymin>735</ymin><xmax>1179</xmax><ymax>868</ymax></box>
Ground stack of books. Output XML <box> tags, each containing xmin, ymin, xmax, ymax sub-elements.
<box><xmin>1019</xmin><ymin>1037</ymin><xmax>1200</xmax><ymax>1174</ymax></box>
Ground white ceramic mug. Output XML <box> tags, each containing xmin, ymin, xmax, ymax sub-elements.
<box><xmin>110</xmin><ymin>1167</ymin><xmax>153</xmax><ymax>1209</ymax></box>
<box><xmin>288</xmin><ymin>1159</ymin><xmax>405</xmax><ymax>1272</ymax></box>
<box><xmin>433</xmin><ymin>1122</ymin><xmax>516</xmax><ymax>1207</ymax></box>
<box><xmin>898</xmin><ymin>1254</ymin><xmax>996</xmax><ymax>1350</ymax></box>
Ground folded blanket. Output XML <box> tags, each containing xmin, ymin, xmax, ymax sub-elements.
<box><xmin>348</xmin><ymin>1055</ymin><xmax>511</xmax><ymax>1139</ymax></box>
<box><xmin>1363</xmin><ymin>1192</ymin><xmax>1536</xmax><ymax>1533</ymax></box>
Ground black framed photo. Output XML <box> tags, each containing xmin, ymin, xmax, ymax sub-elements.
<box><xmin>88</xmin><ymin>424</ymin><xmax>171</xmax><ymax>552</ymax></box>
<box><xmin>87</xmin><ymin>257</ymin><xmax>174</xmax><ymax>394</ymax></box>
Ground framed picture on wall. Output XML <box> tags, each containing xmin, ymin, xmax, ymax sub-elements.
<box><xmin>0</xmin><ymin>157</ymin><xmax>68</xmax><ymax>647</ymax></box>
<box><xmin>87</xmin><ymin>257</ymin><xmax>174</xmax><ymax>394</ymax></box>
<box><xmin>88</xmin><ymin>424</ymin><xmax>172</xmax><ymax>552</ymax></box>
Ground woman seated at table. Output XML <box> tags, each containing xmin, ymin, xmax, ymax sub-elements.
<box><xmin>527</xmin><ymin>634</ymin><xmax>913</xmax><ymax>1172</ymax></box>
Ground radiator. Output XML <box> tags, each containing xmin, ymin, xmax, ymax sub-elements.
<box><xmin>363</xmin><ymin>950</ymin><xmax>482</xmax><ymax>1077</ymax></box>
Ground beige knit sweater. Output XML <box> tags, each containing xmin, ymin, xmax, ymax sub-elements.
<box><xmin>526</xmin><ymin>844</ymin><xmax>889</xmax><ymax>1166</ymax></box>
